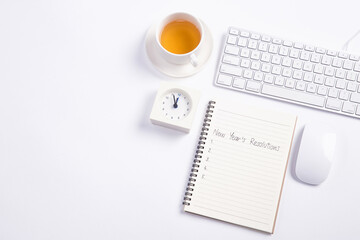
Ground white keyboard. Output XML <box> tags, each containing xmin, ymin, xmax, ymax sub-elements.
<box><xmin>215</xmin><ymin>27</ymin><xmax>360</xmax><ymax>119</ymax></box>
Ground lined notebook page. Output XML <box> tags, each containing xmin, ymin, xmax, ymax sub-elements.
<box><xmin>184</xmin><ymin>100</ymin><xmax>297</xmax><ymax>233</ymax></box>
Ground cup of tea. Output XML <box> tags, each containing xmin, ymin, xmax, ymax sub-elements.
<box><xmin>155</xmin><ymin>12</ymin><xmax>204</xmax><ymax>67</ymax></box>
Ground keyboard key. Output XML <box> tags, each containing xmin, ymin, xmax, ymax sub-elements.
<box><xmin>304</xmin><ymin>45</ymin><xmax>315</xmax><ymax>51</ymax></box>
<box><xmin>264</xmin><ymin>74</ymin><xmax>274</xmax><ymax>84</ymax></box>
<box><xmin>258</xmin><ymin>42</ymin><xmax>268</xmax><ymax>51</ymax></box>
<box><xmin>240</xmin><ymin>59</ymin><xmax>250</xmax><ymax>68</ymax></box>
<box><xmin>282</xmin><ymin>40</ymin><xmax>292</xmax><ymax>47</ymax></box>
<box><xmin>272</xmin><ymin>66</ymin><xmax>281</xmax><ymax>75</ymax></box>
<box><xmin>354</xmin><ymin>63</ymin><xmax>360</xmax><ymax>72</ymax></box>
<box><xmin>325</xmin><ymin>77</ymin><xmax>335</xmax><ymax>87</ymax></box>
<box><xmin>350</xmin><ymin>93</ymin><xmax>360</xmax><ymax>103</ymax></box>
<box><xmin>339</xmin><ymin>90</ymin><xmax>349</xmax><ymax>100</ymax></box>
<box><xmin>317</xmin><ymin>86</ymin><xmax>328</xmax><ymax>95</ymax></box>
<box><xmin>250</xmin><ymin>51</ymin><xmax>261</xmax><ymax>60</ymax></box>
<box><xmin>335</xmin><ymin>79</ymin><xmax>346</xmax><ymax>89</ymax></box>
<box><xmin>310</xmin><ymin>53</ymin><xmax>321</xmax><ymax>63</ymax></box>
<box><xmin>289</xmin><ymin>49</ymin><xmax>300</xmax><ymax>58</ymax></box>
<box><xmin>315</xmin><ymin>47</ymin><xmax>326</xmax><ymax>54</ymax></box>
<box><xmin>321</xmin><ymin>55</ymin><xmax>332</xmax><ymax>65</ymax></box>
<box><xmin>335</xmin><ymin>69</ymin><xmax>345</xmax><ymax>79</ymax></box>
<box><xmin>274</xmin><ymin>76</ymin><xmax>285</xmax><ymax>86</ymax></box>
<box><xmin>262</xmin><ymin>84</ymin><xmax>325</xmax><ymax>107</ymax></box>
<box><xmin>326</xmin><ymin>98</ymin><xmax>342</xmax><ymax>111</ymax></box>
<box><xmin>314</xmin><ymin>75</ymin><xmax>325</xmax><ymax>84</ymax></box>
<box><xmin>346</xmin><ymin>72</ymin><xmax>357</xmax><ymax>81</ymax></box>
<box><xmin>279</xmin><ymin>46</ymin><xmax>289</xmax><ymax>56</ymax></box>
<box><xmin>332</xmin><ymin>58</ymin><xmax>343</xmax><ymax>68</ymax></box>
<box><xmin>237</xmin><ymin>37</ymin><xmax>247</xmax><ymax>47</ymax></box>
<box><xmin>251</xmin><ymin>33</ymin><xmax>260</xmax><ymax>40</ymax></box>
<box><xmin>342</xmin><ymin>102</ymin><xmax>356</xmax><ymax>114</ymax></box>
<box><xmin>328</xmin><ymin>88</ymin><xmax>338</xmax><ymax>98</ymax></box>
<box><xmin>240</xmin><ymin>48</ymin><xmax>250</xmax><ymax>58</ymax></box>
<box><xmin>271</xmin><ymin>55</ymin><xmax>281</xmax><ymax>65</ymax></box>
<box><xmin>282</xmin><ymin>57</ymin><xmax>292</xmax><ymax>67</ymax></box>
<box><xmin>223</xmin><ymin>54</ymin><xmax>240</xmax><ymax>65</ymax></box>
<box><xmin>250</xmin><ymin>61</ymin><xmax>260</xmax><ymax>70</ymax></box>
<box><xmin>293</xmin><ymin>70</ymin><xmax>303</xmax><ymax>80</ymax></box>
<box><xmin>356</xmin><ymin>105</ymin><xmax>360</xmax><ymax>115</ymax></box>
<box><xmin>327</xmin><ymin>50</ymin><xmax>337</xmax><ymax>56</ymax></box>
<box><xmin>300</xmin><ymin>51</ymin><xmax>311</xmax><ymax>61</ymax></box>
<box><xmin>314</xmin><ymin>64</ymin><xmax>324</xmax><ymax>74</ymax></box>
<box><xmin>261</xmin><ymin>63</ymin><xmax>271</xmax><ymax>73</ymax></box>
<box><xmin>248</xmin><ymin>40</ymin><xmax>258</xmax><ymax>49</ymax></box>
<box><xmin>254</xmin><ymin>72</ymin><xmax>264</xmax><ymax>81</ymax></box>
<box><xmin>303</xmin><ymin>72</ymin><xmax>313</xmax><ymax>82</ymax></box>
<box><xmin>233</xmin><ymin>77</ymin><xmax>246</xmax><ymax>89</ymax></box>
<box><xmin>227</xmin><ymin>35</ymin><xmax>237</xmax><ymax>45</ymax></box>
<box><xmin>324</xmin><ymin>67</ymin><xmax>335</xmax><ymax>76</ymax></box>
<box><xmin>243</xmin><ymin>69</ymin><xmax>254</xmax><ymax>79</ymax></box>
<box><xmin>273</xmin><ymin>38</ymin><xmax>282</xmax><ymax>44</ymax></box>
<box><xmin>229</xmin><ymin>28</ymin><xmax>239</xmax><ymax>35</ymax></box>
<box><xmin>262</xmin><ymin>35</ymin><xmax>271</xmax><ymax>42</ymax></box>
<box><xmin>347</xmin><ymin>82</ymin><xmax>357</xmax><ymax>92</ymax></box>
<box><xmin>240</xmin><ymin>31</ymin><xmax>250</xmax><ymax>37</ymax></box>
<box><xmin>285</xmin><ymin>79</ymin><xmax>295</xmax><ymax>88</ymax></box>
<box><xmin>261</xmin><ymin>53</ymin><xmax>271</xmax><ymax>62</ymax></box>
<box><xmin>294</xmin><ymin>42</ymin><xmax>303</xmax><ymax>49</ymax></box>
<box><xmin>225</xmin><ymin>45</ymin><xmax>240</xmax><ymax>55</ymax></box>
<box><xmin>303</xmin><ymin>62</ymin><xmax>313</xmax><ymax>72</ymax></box>
<box><xmin>269</xmin><ymin>44</ymin><xmax>278</xmax><ymax>53</ymax></box>
<box><xmin>217</xmin><ymin>74</ymin><xmax>233</xmax><ymax>86</ymax></box>
<box><xmin>343</xmin><ymin>60</ymin><xmax>354</xmax><ymax>70</ymax></box>
<box><xmin>246</xmin><ymin>81</ymin><xmax>261</xmax><ymax>92</ymax></box>
<box><xmin>306</xmin><ymin>83</ymin><xmax>316</xmax><ymax>93</ymax></box>
<box><xmin>338</xmin><ymin>52</ymin><xmax>348</xmax><ymax>59</ymax></box>
<box><xmin>296</xmin><ymin>81</ymin><xmax>306</xmax><ymax>91</ymax></box>
<box><xmin>282</xmin><ymin>68</ymin><xmax>292</xmax><ymax>77</ymax></box>
<box><xmin>293</xmin><ymin>60</ymin><xmax>302</xmax><ymax>69</ymax></box>
<box><xmin>350</xmin><ymin>54</ymin><xmax>360</xmax><ymax>61</ymax></box>
<box><xmin>220</xmin><ymin>64</ymin><xmax>242</xmax><ymax>76</ymax></box>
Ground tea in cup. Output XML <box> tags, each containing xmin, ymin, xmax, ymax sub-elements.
<box><xmin>156</xmin><ymin>12</ymin><xmax>204</xmax><ymax>67</ymax></box>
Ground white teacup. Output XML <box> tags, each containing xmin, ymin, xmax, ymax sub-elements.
<box><xmin>155</xmin><ymin>12</ymin><xmax>204</xmax><ymax>67</ymax></box>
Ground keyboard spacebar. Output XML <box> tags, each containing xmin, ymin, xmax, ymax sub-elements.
<box><xmin>261</xmin><ymin>84</ymin><xmax>325</xmax><ymax>107</ymax></box>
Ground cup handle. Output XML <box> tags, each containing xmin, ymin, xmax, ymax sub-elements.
<box><xmin>190</xmin><ymin>53</ymin><xmax>199</xmax><ymax>67</ymax></box>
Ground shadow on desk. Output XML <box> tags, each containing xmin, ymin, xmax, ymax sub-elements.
<box><xmin>289</xmin><ymin>126</ymin><xmax>305</xmax><ymax>183</ymax></box>
<box><xmin>137</xmin><ymin>91</ymin><xmax>184</xmax><ymax>137</ymax></box>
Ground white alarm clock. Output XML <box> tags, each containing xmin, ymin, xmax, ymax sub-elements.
<box><xmin>150</xmin><ymin>82</ymin><xmax>201</xmax><ymax>133</ymax></box>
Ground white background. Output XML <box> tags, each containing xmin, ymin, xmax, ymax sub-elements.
<box><xmin>1</xmin><ymin>0</ymin><xmax>360</xmax><ymax>239</ymax></box>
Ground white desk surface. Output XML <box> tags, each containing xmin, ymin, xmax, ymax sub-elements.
<box><xmin>1</xmin><ymin>0</ymin><xmax>359</xmax><ymax>239</ymax></box>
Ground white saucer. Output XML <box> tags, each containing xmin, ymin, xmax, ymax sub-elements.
<box><xmin>145</xmin><ymin>21</ymin><xmax>213</xmax><ymax>78</ymax></box>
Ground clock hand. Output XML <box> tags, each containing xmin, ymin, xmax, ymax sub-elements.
<box><xmin>172</xmin><ymin>94</ymin><xmax>178</xmax><ymax>108</ymax></box>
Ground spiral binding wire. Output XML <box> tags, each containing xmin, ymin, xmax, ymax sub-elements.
<box><xmin>183</xmin><ymin>101</ymin><xmax>216</xmax><ymax>206</ymax></box>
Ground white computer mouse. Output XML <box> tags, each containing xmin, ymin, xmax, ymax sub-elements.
<box><xmin>295</xmin><ymin>122</ymin><xmax>337</xmax><ymax>185</ymax></box>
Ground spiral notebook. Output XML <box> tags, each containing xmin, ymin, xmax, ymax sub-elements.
<box><xmin>183</xmin><ymin>100</ymin><xmax>297</xmax><ymax>233</ymax></box>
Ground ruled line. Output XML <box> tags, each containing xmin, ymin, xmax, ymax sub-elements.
<box><xmin>209</xmin><ymin>148</ymin><xmax>284</xmax><ymax>169</ymax></box>
<box><xmin>201</xmin><ymin>172</ymin><xmax>278</xmax><ymax>196</ymax></box>
<box><xmin>205</xmin><ymin>163</ymin><xmax>278</xmax><ymax>184</ymax></box>
<box><xmin>198</xmin><ymin>179</ymin><xmax>276</xmax><ymax>204</ymax></box>
<box><xmin>204</xmin><ymin>161</ymin><xmax>279</xmax><ymax>182</ymax></box>
<box><xmin>192</xmin><ymin>204</ymin><xmax>270</xmax><ymax>225</ymax></box>
<box><xmin>194</xmin><ymin>192</ymin><xmax>272</xmax><ymax>219</ymax></box>
<box><xmin>209</xmin><ymin>139</ymin><xmax>285</xmax><ymax>159</ymax></box>
<box><xmin>206</xmin><ymin>156</ymin><xmax>281</xmax><ymax>177</ymax></box>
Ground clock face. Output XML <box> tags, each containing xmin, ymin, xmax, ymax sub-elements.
<box><xmin>161</xmin><ymin>90</ymin><xmax>192</xmax><ymax>120</ymax></box>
